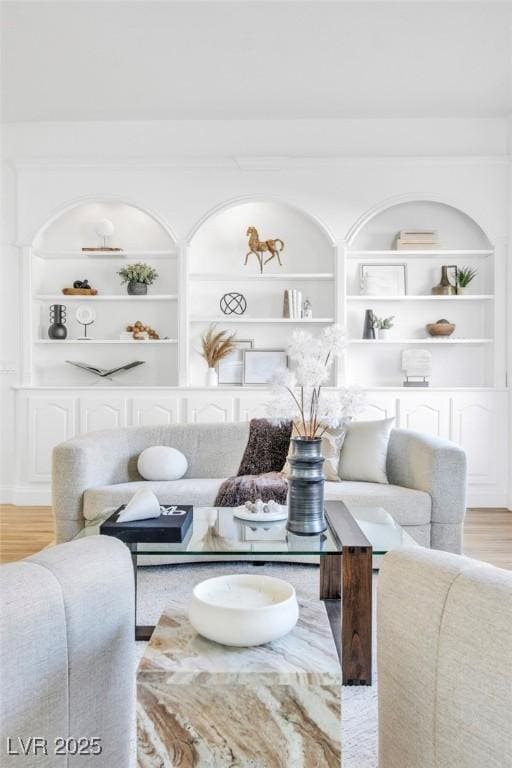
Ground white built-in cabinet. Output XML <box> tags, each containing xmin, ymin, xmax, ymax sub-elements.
<box><xmin>14</xmin><ymin>387</ymin><xmax>508</xmax><ymax>506</ymax></box>
<box><xmin>12</xmin><ymin>196</ymin><xmax>509</xmax><ymax>507</ymax></box>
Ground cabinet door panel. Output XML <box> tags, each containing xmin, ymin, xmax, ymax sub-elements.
<box><xmin>28</xmin><ymin>397</ymin><xmax>76</xmax><ymax>481</ymax></box>
<box><xmin>399</xmin><ymin>393</ymin><xmax>450</xmax><ymax>438</ymax></box>
<box><xmin>184</xmin><ymin>394</ymin><xmax>234</xmax><ymax>423</ymax></box>
<box><xmin>451</xmin><ymin>395</ymin><xmax>502</xmax><ymax>486</ymax></box>
<box><xmin>79</xmin><ymin>396</ymin><xmax>127</xmax><ymax>434</ymax></box>
<box><xmin>357</xmin><ymin>394</ymin><xmax>397</xmax><ymax>422</ymax></box>
<box><xmin>131</xmin><ymin>397</ymin><xmax>180</xmax><ymax>426</ymax></box>
<box><xmin>237</xmin><ymin>393</ymin><xmax>268</xmax><ymax>421</ymax></box>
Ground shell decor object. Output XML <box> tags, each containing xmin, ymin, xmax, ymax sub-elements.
<box><xmin>426</xmin><ymin>319</ymin><xmax>456</xmax><ymax>337</ymax></box>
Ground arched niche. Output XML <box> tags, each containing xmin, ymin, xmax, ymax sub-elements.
<box><xmin>33</xmin><ymin>198</ymin><xmax>177</xmax><ymax>252</ymax></box>
<box><xmin>347</xmin><ymin>198</ymin><xmax>493</xmax><ymax>251</ymax></box>
<box><xmin>189</xmin><ymin>197</ymin><xmax>335</xmax><ymax>274</ymax></box>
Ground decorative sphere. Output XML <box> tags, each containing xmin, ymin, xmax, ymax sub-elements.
<box><xmin>96</xmin><ymin>218</ymin><xmax>115</xmax><ymax>238</ymax></box>
<box><xmin>220</xmin><ymin>292</ymin><xmax>247</xmax><ymax>315</ymax></box>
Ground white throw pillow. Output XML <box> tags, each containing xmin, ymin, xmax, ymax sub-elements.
<box><xmin>137</xmin><ymin>446</ymin><xmax>188</xmax><ymax>481</ymax></box>
<box><xmin>338</xmin><ymin>418</ymin><xmax>395</xmax><ymax>484</ymax></box>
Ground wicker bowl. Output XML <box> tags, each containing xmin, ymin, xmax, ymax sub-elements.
<box><xmin>426</xmin><ymin>320</ymin><xmax>456</xmax><ymax>337</ymax></box>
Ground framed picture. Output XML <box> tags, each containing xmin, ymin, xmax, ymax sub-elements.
<box><xmin>217</xmin><ymin>339</ymin><xmax>253</xmax><ymax>385</ymax></box>
<box><xmin>243</xmin><ymin>349</ymin><xmax>288</xmax><ymax>385</ymax></box>
<box><xmin>360</xmin><ymin>263</ymin><xmax>408</xmax><ymax>296</ymax></box>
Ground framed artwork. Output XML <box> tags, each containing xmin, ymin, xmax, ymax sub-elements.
<box><xmin>243</xmin><ymin>349</ymin><xmax>288</xmax><ymax>385</ymax></box>
<box><xmin>360</xmin><ymin>263</ymin><xmax>408</xmax><ymax>296</ymax></box>
<box><xmin>217</xmin><ymin>339</ymin><xmax>253</xmax><ymax>385</ymax></box>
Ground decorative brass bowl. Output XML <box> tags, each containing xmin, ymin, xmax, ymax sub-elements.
<box><xmin>426</xmin><ymin>319</ymin><xmax>456</xmax><ymax>337</ymax></box>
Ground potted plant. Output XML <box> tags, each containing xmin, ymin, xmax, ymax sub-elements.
<box><xmin>266</xmin><ymin>326</ymin><xmax>365</xmax><ymax>534</ymax></box>
<box><xmin>456</xmin><ymin>266</ymin><xmax>477</xmax><ymax>295</ymax></box>
<box><xmin>118</xmin><ymin>262</ymin><xmax>158</xmax><ymax>295</ymax></box>
<box><xmin>200</xmin><ymin>324</ymin><xmax>237</xmax><ymax>386</ymax></box>
<box><xmin>374</xmin><ymin>315</ymin><xmax>394</xmax><ymax>340</ymax></box>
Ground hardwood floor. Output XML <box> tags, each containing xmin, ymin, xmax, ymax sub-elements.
<box><xmin>1</xmin><ymin>504</ymin><xmax>511</xmax><ymax>568</ymax></box>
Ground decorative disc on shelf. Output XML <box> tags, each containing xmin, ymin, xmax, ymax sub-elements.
<box><xmin>220</xmin><ymin>292</ymin><xmax>247</xmax><ymax>315</ymax></box>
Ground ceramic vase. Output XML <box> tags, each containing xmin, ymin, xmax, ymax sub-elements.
<box><xmin>127</xmin><ymin>281</ymin><xmax>148</xmax><ymax>295</ymax></box>
<box><xmin>432</xmin><ymin>266</ymin><xmax>456</xmax><ymax>296</ymax></box>
<box><xmin>286</xmin><ymin>437</ymin><xmax>326</xmax><ymax>535</ymax></box>
<box><xmin>363</xmin><ymin>309</ymin><xmax>376</xmax><ymax>339</ymax></box>
<box><xmin>206</xmin><ymin>367</ymin><xmax>218</xmax><ymax>387</ymax></box>
<box><xmin>378</xmin><ymin>328</ymin><xmax>390</xmax><ymax>340</ymax></box>
<box><xmin>48</xmin><ymin>304</ymin><xmax>67</xmax><ymax>340</ymax></box>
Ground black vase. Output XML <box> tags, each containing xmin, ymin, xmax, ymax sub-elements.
<box><xmin>363</xmin><ymin>309</ymin><xmax>376</xmax><ymax>339</ymax></box>
<box><xmin>48</xmin><ymin>304</ymin><xmax>67</xmax><ymax>340</ymax></box>
<box><xmin>286</xmin><ymin>437</ymin><xmax>326</xmax><ymax>535</ymax></box>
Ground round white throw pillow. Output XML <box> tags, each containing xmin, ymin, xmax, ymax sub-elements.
<box><xmin>137</xmin><ymin>446</ymin><xmax>188</xmax><ymax>481</ymax></box>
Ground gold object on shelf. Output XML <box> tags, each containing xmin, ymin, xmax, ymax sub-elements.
<box><xmin>245</xmin><ymin>226</ymin><xmax>284</xmax><ymax>273</ymax></box>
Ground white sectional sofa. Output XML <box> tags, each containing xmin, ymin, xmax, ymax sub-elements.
<box><xmin>53</xmin><ymin>422</ymin><xmax>467</xmax><ymax>553</ymax></box>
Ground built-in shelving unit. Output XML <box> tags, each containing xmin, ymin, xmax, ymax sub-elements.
<box><xmin>190</xmin><ymin>317</ymin><xmax>334</xmax><ymax>324</ymax></box>
<box><xmin>27</xmin><ymin>201</ymin><xmax>179</xmax><ymax>386</ymax></box>
<box><xmin>345</xmin><ymin>200</ymin><xmax>497</xmax><ymax>388</ymax></box>
<box><xmin>189</xmin><ymin>273</ymin><xmax>334</xmax><ymax>282</ymax></box>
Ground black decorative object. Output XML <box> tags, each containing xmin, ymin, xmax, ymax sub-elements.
<box><xmin>73</xmin><ymin>279</ymin><xmax>91</xmax><ymax>289</ymax></box>
<box><xmin>48</xmin><ymin>304</ymin><xmax>67</xmax><ymax>340</ymax></box>
<box><xmin>363</xmin><ymin>309</ymin><xmax>376</xmax><ymax>339</ymax></box>
<box><xmin>220</xmin><ymin>292</ymin><xmax>247</xmax><ymax>315</ymax></box>
<box><xmin>286</xmin><ymin>437</ymin><xmax>326</xmax><ymax>535</ymax></box>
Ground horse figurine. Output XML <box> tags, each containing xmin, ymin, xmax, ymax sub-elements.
<box><xmin>245</xmin><ymin>226</ymin><xmax>285</xmax><ymax>273</ymax></box>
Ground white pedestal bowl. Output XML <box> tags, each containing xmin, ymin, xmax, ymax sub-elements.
<box><xmin>188</xmin><ymin>574</ymin><xmax>299</xmax><ymax>647</ymax></box>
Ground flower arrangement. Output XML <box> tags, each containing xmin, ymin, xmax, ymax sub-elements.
<box><xmin>118</xmin><ymin>262</ymin><xmax>158</xmax><ymax>285</ymax></box>
<box><xmin>374</xmin><ymin>315</ymin><xmax>394</xmax><ymax>330</ymax></box>
<box><xmin>200</xmin><ymin>324</ymin><xmax>237</xmax><ymax>368</ymax></box>
<box><xmin>456</xmin><ymin>266</ymin><xmax>478</xmax><ymax>288</ymax></box>
<box><xmin>266</xmin><ymin>325</ymin><xmax>365</xmax><ymax>439</ymax></box>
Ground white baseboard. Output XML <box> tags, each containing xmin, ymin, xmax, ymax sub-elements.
<box><xmin>467</xmin><ymin>488</ymin><xmax>510</xmax><ymax>508</ymax></box>
<box><xmin>1</xmin><ymin>486</ymin><xmax>52</xmax><ymax>506</ymax></box>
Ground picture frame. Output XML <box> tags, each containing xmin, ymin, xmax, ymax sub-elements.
<box><xmin>242</xmin><ymin>349</ymin><xmax>288</xmax><ymax>385</ymax></box>
<box><xmin>360</xmin><ymin>263</ymin><xmax>408</xmax><ymax>296</ymax></box>
<box><xmin>216</xmin><ymin>339</ymin><xmax>254</xmax><ymax>385</ymax></box>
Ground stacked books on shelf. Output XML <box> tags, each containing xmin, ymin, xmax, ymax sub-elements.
<box><xmin>283</xmin><ymin>289</ymin><xmax>303</xmax><ymax>319</ymax></box>
<box><xmin>394</xmin><ymin>230</ymin><xmax>439</xmax><ymax>250</ymax></box>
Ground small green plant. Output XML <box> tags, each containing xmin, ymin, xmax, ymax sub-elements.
<box><xmin>374</xmin><ymin>315</ymin><xmax>394</xmax><ymax>330</ymax></box>
<box><xmin>456</xmin><ymin>266</ymin><xmax>478</xmax><ymax>288</ymax></box>
<box><xmin>118</xmin><ymin>262</ymin><xmax>158</xmax><ymax>285</ymax></box>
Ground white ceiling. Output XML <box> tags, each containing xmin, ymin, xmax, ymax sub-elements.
<box><xmin>2</xmin><ymin>1</ymin><xmax>512</xmax><ymax>122</ymax></box>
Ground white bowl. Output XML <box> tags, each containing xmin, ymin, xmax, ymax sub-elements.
<box><xmin>188</xmin><ymin>574</ymin><xmax>299</xmax><ymax>647</ymax></box>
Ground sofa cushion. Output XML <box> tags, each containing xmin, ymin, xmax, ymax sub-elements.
<box><xmin>83</xmin><ymin>478</ymin><xmax>223</xmax><ymax>522</ymax></box>
<box><xmin>325</xmin><ymin>481</ymin><xmax>431</xmax><ymax>526</ymax></box>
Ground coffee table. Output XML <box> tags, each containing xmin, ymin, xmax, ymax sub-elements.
<box><xmin>97</xmin><ymin>500</ymin><xmax>417</xmax><ymax>686</ymax></box>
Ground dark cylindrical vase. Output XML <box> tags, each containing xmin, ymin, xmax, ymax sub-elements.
<box><xmin>363</xmin><ymin>309</ymin><xmax>376</xmax><ymax>339</ymax></box>
<box><xmin>286</xmin><ymin>437</ymin><xmax>326</xmax><ymax>535</ymax></box>
<box><xmin>127</xmin><ymin>281</ymin><xmax>148</xmax><ymax>295</ymax></box>
<box><xmin>48</xmin><ymin>304</ymin><xmax>67</xmax><ymax>340</ymax></box>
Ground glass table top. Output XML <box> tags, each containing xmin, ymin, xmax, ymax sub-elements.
<box><xmin>76</xmin><ymin>503</ymin><xmax>418</xmax><ymax>556</ymax></box>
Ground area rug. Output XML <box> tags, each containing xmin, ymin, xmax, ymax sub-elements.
<box><xmin>136</xmin><ymin>561</ymin><xmax>378</xmax><ymax>768</ymax></box>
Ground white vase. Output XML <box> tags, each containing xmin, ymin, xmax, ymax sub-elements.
<box><xmin>457</xmin><ymin>286</ymin><xmax>466</xmax><ymax>295</ymax></box>
<box><xmin>378</xmin><ymin>328</ymin><xmax>390</xmax><ymax>340</ymax></box>
<box><xmin>206</xmin><ymin>367</ymin><xmax>218</xmax><ymax>387</ymax></box>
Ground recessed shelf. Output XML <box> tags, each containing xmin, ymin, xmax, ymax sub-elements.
<box><xmin>190</xmin><ymin>317</ymin><xmax>335</xmax><ymax>324</ymax></box>
<box><xmin>34</xmin><ymin>294</ymin><xmax>178</xmax><ymax>302</ymax></box>
<box><xmin>34</xmin><ymin>250</ymin><xmax>177</xmax><ymax>260</ymax></box>
<box><xmin>348</xmin><ymin>339</ymin><xmax>494</xmax><ymax>345</ymax></box>
<box><xmin>347</xmin><ymin>249</ymin><xmax>493</xmax><ymax>259</ymax></box>
<box><xmin>190</xmin><ymin>273</ymin><xmax>334</xmax><ymax>282</ymax></box>
<box><xmin>346</xmin><ymin>295</ymin><xmax>494</xmax><ymax>301</ymax></box>
<box><xmin>35</xmin><ymin>339</ymin><xmax>178</xmax><ymax>345</ymax></box>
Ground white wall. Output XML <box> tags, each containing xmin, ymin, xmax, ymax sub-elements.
<box><xmin>2</xmin><ymin>117</ymin><xmax>511</xmax><ymax>502</ymax></box>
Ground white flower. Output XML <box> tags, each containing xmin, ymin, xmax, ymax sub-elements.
<box><xmin>287</xmin><ymin>329</ymin><xmax>313</xmax><ymax>362</ymax></box>
<box><xmin>319</xmin><ymin>324</ymin><xmax>347</xmax><ymax>358</ymax></box>
<box><xmin>295</xmin><ymin>358</ymin><xmax>329</xmax><ymax>388</ymax></box>
<box><xmin>270</xmin><ymin>366</ymin><xmax>296</xmax><ymax>391</ymax></box>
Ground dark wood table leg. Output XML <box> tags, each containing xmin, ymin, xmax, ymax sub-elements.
<box><xmin>342</xmin><ymin>545</ymin><xmax>372</xmax><ymax>686</ymax></box>
<box><xmin>320</xmin><ymin>553</ymin><xmax>342</xmax><ymax>599</ymax></box>
<box><xmin>130</xmin><ymin>544</ymin><xmax>155</xmax><ymax>642</ymax></box>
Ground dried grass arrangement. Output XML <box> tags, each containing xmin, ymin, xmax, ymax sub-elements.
<box><xmin>200</xmin><ymin>324</ymin><xmax>237</xmax><ymax>368</ymax></box>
